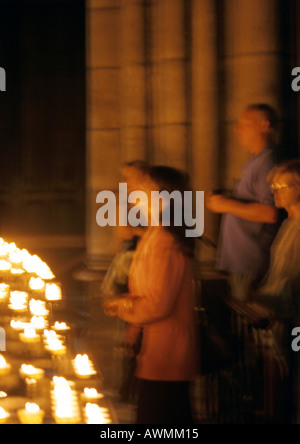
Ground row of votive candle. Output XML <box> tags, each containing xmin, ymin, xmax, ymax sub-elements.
<box><xmin>0</xmin><ymin>239</ymin><xmax>54</xmax><ymax>280</ymax></box>
<box><xmin>0</xmin><ymin>282</ymin><xmax>61</xmax><ymax>305</ymax></box>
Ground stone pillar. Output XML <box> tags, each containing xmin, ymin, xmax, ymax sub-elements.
<box><xmin>222</xmin><ymin>0</ymin><xmax>284</xmax><ymax>184</ymax></box>
<box><xmin>150</xmin><ymin>0</ymin><xmax>189</xmax><ymax>169</ymax></box>
<box><xmin>191</xmin><ymin>0</ymin><xmax>219</xmax><ymax>265</ymax></box>
<box><xmin>83</xmin><ymin>0</ymin><xmax>122</xmax><ymax>277</ymax></box>
<box><xmin>120</xmin><ymin>0</ymin><xmax>148</xmax><ymax>162</ymax></box>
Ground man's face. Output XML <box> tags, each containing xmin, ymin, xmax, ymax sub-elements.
<box><xmin>235</xmin><ymin>109</ymin><xmax>266</xmax><ymax>153</ymax></box>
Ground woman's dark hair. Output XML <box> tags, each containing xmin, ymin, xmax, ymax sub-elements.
<box><xmin>147</xmin><ymin>165</ymin><xmax>195</xmax><ymax>258</ymax></box>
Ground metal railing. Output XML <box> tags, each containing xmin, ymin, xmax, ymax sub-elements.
<box><xmin>197</xmin><ymin>277</ymin><xmax>295</xmax><ymax>424</ymax></box>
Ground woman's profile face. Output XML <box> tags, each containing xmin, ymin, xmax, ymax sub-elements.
<box><xmin>271</xmin><ymin>172</ymin><xmax>300</xmax><ymax>211</ymax></box>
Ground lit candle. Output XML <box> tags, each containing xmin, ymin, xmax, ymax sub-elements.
<box><xmin>85</xmin><ymin>403</ymin><xmax>112</xmax><ymax>424</ymax></box>
<box><xmin>10</xmin><ymin>320</ymin><xmax>30</xmax><ymax>331</ymax></box>
<box><xmin>31</xmin><ymin>316</ymin><xmax>47</xmax><ymax>331</ymax></box>
<box><xmin>29</xmin><ymin>277</ymin><xmax>45</xmax><ymax>291</ymax></box>
<box><xmin>19</xmin><ymin>326</ymin><xmax>40</xmax><ymax>343</ymax></box>
<box><xmin>51</xmin><ymin>377</ymin><xmax>80</xmax><ymax>424</ymax></box>
<box><xmin>0</xmin><ymin>407</ymin><xmax>10</xmax><ymax>424</ymax></box>
<box><xmin>0</xmin><ymin>283</ymin><xmax>9</xmax><ymax>301</ymax></box>
<box><xmin>73</xmin><ymin>354</ymin><xmax>96</xmax><ymax>378</ymax></box>
<box><xmin>8</xmin><ymin>248</ymin><xmax>24</xmax><ymax>265</ymax></box>
<box><xmin>0</xmin><ymin>355</ymin><xmax>11</xmax><ymax>375</ymax></box>
<box><xmin>29</xmin><ymin>299</ymin><xmax>49</xmax><ymax>317</ymax></box>
<box><xmin>20</xmin><ymin>364</ymin><xmax>44</xmax><ymax>380</ymax></box>
<box><xmin>52</xmin><ymin>321</ymin><xmax>70</xmax><ymax>331</ymax></box>
<box><xmin>81</xmin><ymin>388</ymin><xmax>104</xmax><ymax>402</ymax></box>
<box><xmin>44</xmin><ymin>337</ymin><xmax>66</xmax><ymax>355</ymax></box>
<box><xmin>0</xmin><ymin>260</ymin><xmax>11</xmax><ymax>271</ymax></box>
<box><xmin>45</xmin><ymin>283</ymin><xmax>62</xmax><ymax>301</ymax></box>
<box><xmin>10</xmin><ymin>268</ymin><xmax>25</xmax><ymax>275</ymax></box>
<box><xmin>9</xmin><ymin>291</ymin><xmax>28</xmax><ymax>311</ymax></box>
<box><xmin>23</xmin><ymin>254</ymin><xmax>55</xmax><ymax>280</ymax></box>
<box><xmin>17</xmin><ymin>402</ymin><xmax>45</xmax><ymax>424</ymax></box>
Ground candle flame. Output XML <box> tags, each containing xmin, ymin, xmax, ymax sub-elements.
<box><xmin>0</xmin><ymin>407</ymin><xmax>9</xmax><ymax>420</ymax></box>
<box><xmin>0</xmin><ymin>355</ymin><xmax>7</xmax><ymax>368</ymax></box>
<box><xmin>25</xmin><ymin>402</ymin><xmax>40</xmax><ymax>414</ymax></box>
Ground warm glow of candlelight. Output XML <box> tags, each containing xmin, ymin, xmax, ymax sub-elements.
<box><xmin>73</xmin><ymin>354</ymin><xmax>96</xmax><ymax>378</ymax></box>
<box><xmin>29</xmin><ymin>277</ymin><xmax>45</xmax><ymax>291</ymax></box>
<box><xmin>0</xmin><ymin>354</ymin><xmax>9</xmax><ymax>370</ymax></box>
<box><xmin>11</xmin><ymin>268</ymin><xmax>25</xmax><ymax>275</ymax></box>
<box><xmin>43</xmin><ymin>329</ymin><xmax>58</xmax><ymax>339</ymax></box>
<box><xmin>0</xmin><ymin>260</ymin><xmax>11</xmax><ymax>271</ymax></box>
<box><xmin>81</xmin><ymin>387</ymin><xmax>104</xmax><ymax>402</ymax></box>
<box><xmin>29</xmin><ymin>299</ymin><xmax>48</xmax><ymax>317</ymax></box>
<box><xmin>45</xmin><ymin>283</ymin><xmax>62</xmax><ymax>301</ymax></box>
<box><xmin>45</xmin><ymin>337</ymin><xmax>66</xmax><ymax>354</ymax></box>
<box><xmin>52</xmin><ymin>321</ymin><xmax>70</xmax><ymax>331</ymax></box>
<box><xmin>0</xmin><ymin>283</ymin><xmax>9</xmax><ymax>300</ymax></box>
<box><xmin>0</xmin><ymin>355</ymin><xmax>6</xmax><ymax>368</ymax></box>
<box><xmin>24</xmin><ymin>326</ymin><xmax>37</xmax><ymax>338</ymax></box>
<box><xmin>20</xmin><ymin>364</ymin><xmax>44</xmax><ymax>380</ymax></box>
<box><xmin>19</xmin><ymin>326</ymin><xmax>40</xmax><ymax>343</ymax></box>
<box><xmin>85</xmin><ymin>403</ymin><xmax>111</xmax><ymax>424</ymax></box>
<box><xmin>31</xmin><ymin>316</ymin><xmax>47</xmax><ymax>330</ymax></box>
<box><xmin>9</xmin><ymin>291</ymin><xmax>28</xmax><ymax>311</ymax></box>
<box><xmin>23</xmin><ymin>254</ymin><xmax>55</xmax><ymax>280</ymax></box>
<box><xmin>10</xmin><ymin>320</ymin><xmax>30</xmax><ymax>330</ymax></box>
<box><xmin>25</xmin><ymin>403</ymin><xmax>40</xmax><ymax>414</ymax></box>
<box><xmin>0</xmin><ymin>407</ymin><xmax>9</xmax><ymax>420</ymax></box>
<box><xmin>18</xmin><ymin>402</ymin><xmax>44</xmax><ymax>424</ymax></box>
<box><xmin>51</xmin><ymin>377</ymin><xmax>80</xmax><ymax>424</ymax></box>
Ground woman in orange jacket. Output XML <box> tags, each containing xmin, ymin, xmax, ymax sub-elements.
<box><xmin>104</xmin><ymin>166</ymin><xmax>198</xmax><ymax>424</ymax></box>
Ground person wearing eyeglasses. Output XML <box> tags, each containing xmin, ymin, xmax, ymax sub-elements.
<box><xmin>248</xmin><ymin>159</ymin><xmax>300</xmax><ymax>423</ymax></box>
<box><xmin>206</xmin><ymin>103</ymin><xmax>281</xmax><ymax>302</ymax></box>
<box><xmin>254</xmin><ymin>159</ymin><xmax>300</xmax><ymax>302</ymax></box>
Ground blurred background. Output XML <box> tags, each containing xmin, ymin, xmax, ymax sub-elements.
<box><xmin>0</xmin><ymin>0</ymin><xmax>299</xmax><ymax>275</ymax></box>
<box><xmin>0</xmin><ymin>0</ymin><xmax>300</xmax><ymax>423</ymax></box>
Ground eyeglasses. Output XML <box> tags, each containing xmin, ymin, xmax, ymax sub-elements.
<box><xmin>270</xmin><ymin>183</ymin><xmax>293</xmax><ymax>191</ymax></box>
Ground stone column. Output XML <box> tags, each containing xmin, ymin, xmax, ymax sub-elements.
<box><xmin>120</xmin><ymin>0</ymin><xmax>148</xmax><ymax>162</ymax></box>
<box><xmin>222</xmin><ymin>0</ymin><xmax>283</xmax><ymax>184</ymax></box>
<box><xmin>83</xmin><ymin>0</ymin><xmax>122</xmax><ymax>278</ymax></box>
<box><xmin>191</xmin><ymin>0</ymin><xmax>219</xmax><ymax>265</ymax></box>
<box><xmin>150</xmin><ymin>0</ymin><xmax>189</xmax><ymax>169</ymax></box>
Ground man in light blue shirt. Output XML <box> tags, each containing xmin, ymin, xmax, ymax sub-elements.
<box><xmin>206</xmin><ymin>104</ymin><xmax>281</xmax><ymax>301</ymax></box>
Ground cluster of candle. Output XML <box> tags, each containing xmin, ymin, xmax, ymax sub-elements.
<box><xmin>51</xmin><ymin>377</ymin><xmax>81</xmax><ymax>424</ymax></box>
<box><xmin>73</xmin><ymin>354</ymin><xmax>97</xmax><ymax>378</ymax></box>
<box><xmin>0</xmin><ymin>239</ymin><xmax>54</xmax><ymax>280</ymax></box>
<box><xmin>0</xmin><ymin>237</ymin><xmax>108</xmax><ymax>425</ymax></box>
